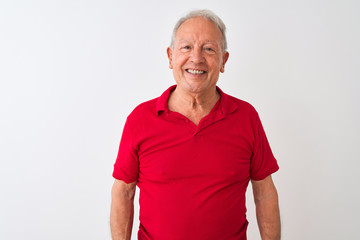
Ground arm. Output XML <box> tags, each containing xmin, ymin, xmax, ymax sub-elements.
<box><xmin>251</xmin><ymin>175</ymin><xmax>281</xmax><ymax>240</ymax></box>
<box><xmin>110</xmin><ymin>179</ymin><xmax>137</xmax><ymax>240</ymax></box>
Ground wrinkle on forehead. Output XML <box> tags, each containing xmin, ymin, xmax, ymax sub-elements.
<box><xmin>177</xmin><ymin>39</ymin><xmax>219</xmax><ymax>45</ymax></box>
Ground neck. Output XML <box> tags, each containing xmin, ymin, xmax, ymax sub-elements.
<box><xmin>168</xmin><ymin>86</ymin><xmax>220</xmax><ymax>113</ymax></box>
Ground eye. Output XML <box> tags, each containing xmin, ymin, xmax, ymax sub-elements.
<box><xmin>180</xmin><ymin>45</ymin><xmax>191</xmax><ymax>52</ymax></box>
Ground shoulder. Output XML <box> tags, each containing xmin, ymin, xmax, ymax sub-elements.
<box><xmin>127</xmin><ymin>97</ymin><xmax>159</xmax><ymax>121</ymax></box>
<box><xmin>225</xmin><ymin>93</ymin><xmax>259</xmax><ymax>117</ymax></box>
<box><xmin>223</xmin><ymin>93</ymin><xmax>262</xmax><ymax>131</ymax></box>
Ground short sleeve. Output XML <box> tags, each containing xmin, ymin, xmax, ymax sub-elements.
<box><xmin>250</xmin><ymin>113</ymin><xmax>279</xmax><ymax>181</ymax></box>
<box><xmin>112</xmin><ymin>118</ymin><xmax>139</xmax><ymax>183</ymax></box>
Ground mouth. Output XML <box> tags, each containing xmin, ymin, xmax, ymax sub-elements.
<box><xmin>185</xmin><ymin>69</ymin><xmax>207</xmax><ymax>75</ymax></box>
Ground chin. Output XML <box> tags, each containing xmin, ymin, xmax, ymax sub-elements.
<box><xmin>183</xmin><ymin>82</ymin><xmax>208</xmax><ymax>94</ymax></box>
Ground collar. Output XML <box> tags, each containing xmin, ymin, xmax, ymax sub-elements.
<box><xmin>156</xmin><ymin>85</ymin><xmax>238</xmax><ymax>116</ymax></box>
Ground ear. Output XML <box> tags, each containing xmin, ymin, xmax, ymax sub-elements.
<box><xmin>167</xmin><ymin>47</ymin><xmax>173</xmax><ymax>69</ymax></box>
<box><xmin>220</xmin><ymin>51</ymin><xmax>229</xmax><ymax>73</ymax></box>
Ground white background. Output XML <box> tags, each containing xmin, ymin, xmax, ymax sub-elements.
<box><xmin>1</xmin><ymin>0</ymin><xmax>359</xmax><ymax>239</ymax></box>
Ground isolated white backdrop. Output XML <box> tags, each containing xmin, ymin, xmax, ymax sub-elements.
<box><xmin>1</xmin><ymin>0</ymin><xmax>359</xmax><ymax>239</ymax></box>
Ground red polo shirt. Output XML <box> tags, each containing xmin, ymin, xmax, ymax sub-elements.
<box><xmin>113</xmin><ymin>85</ymin><xmax>279</xmax><ymax>240</ymax></box>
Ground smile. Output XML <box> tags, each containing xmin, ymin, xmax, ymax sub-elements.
<box><xmin>186</xmin><ymin>69</ymin><xmax>206</xmax><ymax>75</ymax></box>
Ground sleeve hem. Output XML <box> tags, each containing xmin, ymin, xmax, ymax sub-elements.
<box><xmin>250</xmin><ymin>165</ymin><xmax>279</xmax><ymax>181</ymax></box>
<box><xmin>112</xmin><ymin>172</ymin><xmax>138</xmax><ymax>184</ymax></box>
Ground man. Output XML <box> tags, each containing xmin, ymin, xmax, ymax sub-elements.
<box><xmin>111</xmin><ymin>9</ymin><xmax>280</xmax><ymax>240</ymax></box>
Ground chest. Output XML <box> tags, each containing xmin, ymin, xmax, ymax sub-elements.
<box><xmin>135</xmin><ymin>115</ymin><xmax>255</xmax><ymax>184</ymax></box>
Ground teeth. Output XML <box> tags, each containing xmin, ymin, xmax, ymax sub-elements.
<box><xmin>187</xmin><ymin>69</ymin><xmax>205</xmax><ymax>74</ymax></box>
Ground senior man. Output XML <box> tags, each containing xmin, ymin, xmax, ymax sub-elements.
<box><xmin>111</xmin><ymin>9</ymin><xmax>280</xmax><ymax>240</ymax></box>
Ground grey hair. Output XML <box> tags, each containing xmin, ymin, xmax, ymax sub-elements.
<box><xmin>170</xmin><ymin>9</ymin><xmax>228</xmax><ymax>52</ymax></box>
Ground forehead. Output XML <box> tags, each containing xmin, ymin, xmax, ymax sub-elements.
<box><xmin>175</xmin><ymin>17</ymin><xmax>222</xmax><ymax>44</ymax></box>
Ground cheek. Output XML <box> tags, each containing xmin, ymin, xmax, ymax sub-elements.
<box><xmin>173</xmin><ymin>53</ymin><xmax>189</xmax><ymax>65</ymax></box>
<box><xmin>209</xmin><ymin>60</ymin><xmax>222</xmax><ymax>71</ymax></box>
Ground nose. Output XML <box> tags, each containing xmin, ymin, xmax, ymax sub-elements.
<box><xmin>190</xmin><ymin>47</ymin><xmax>205</xmax><ymax>64</ymax></box>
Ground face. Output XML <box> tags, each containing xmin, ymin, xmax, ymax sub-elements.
<box><xmin>167</xmin><ymin>17</ymin><xmax>229</xmax><ymax>95</ymax></box>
